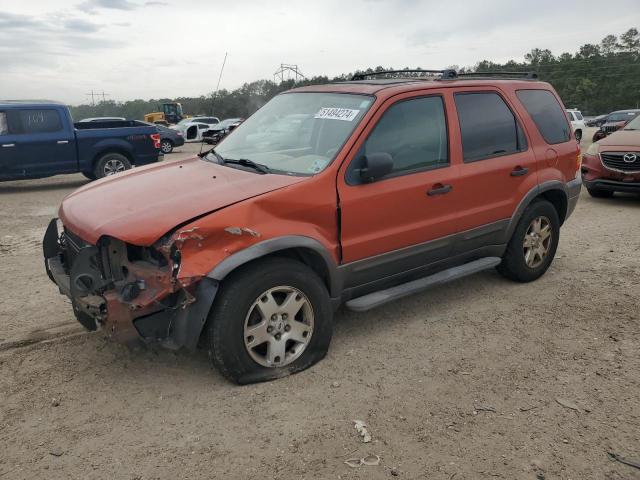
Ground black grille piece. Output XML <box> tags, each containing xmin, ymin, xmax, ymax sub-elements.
<box><xmin>601</xmin><ymin>152</ymin><xmax>640</xmax><ymax>172</ymax></box>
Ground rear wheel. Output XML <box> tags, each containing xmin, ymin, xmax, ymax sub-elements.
<box><xmin>497</xmin><ymin>200</ymin><xmax>560</xmax><ymax>283</ymax></box>
<box><xmin>94</xmin><ymin>153</ymin><xmax>131</xmax><ymax>179</ymax></box>
<box><xmin>587</xmin><ymin>187</ymin><xmax>614</xmax><ymax>198</ymax></box>
<box><xmin>206</xmin><ymin>257</ymin><xmax>333</xmax><ymax>384</ymax></box>
<box><xmin>160</xmin><ymin>139</ymin><xmax>174</xmax><ymax>154</ymax></box>
<box><xmin>575</xmin><ymin>129</ymin><xmax>582</xmax><ymax>142</ymax></box>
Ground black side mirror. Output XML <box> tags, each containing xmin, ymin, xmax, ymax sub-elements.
<box><xmin>359</xmin><ymin>152</ymin><xmax>393</xmax><ymax>182</ymax></box>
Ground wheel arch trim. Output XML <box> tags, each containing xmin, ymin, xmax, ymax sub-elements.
<box><xmin>206</xmin><ymin>236</ymin><xmax>341</xmax><ymax>297</ymax></box>
<box><xmin>503</xmin><ymin>180</ymin><xmax>578</xmax><ymax>242</ymax></box>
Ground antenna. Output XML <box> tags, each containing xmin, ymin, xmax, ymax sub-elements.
<box><xmin>210</xmin><ymin>52</ymin><xmax>228</xmax><ymax>116</ymax></box>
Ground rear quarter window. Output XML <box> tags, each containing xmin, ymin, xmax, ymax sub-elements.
<box><xmin>9</xmin><ymin>109</ymin><xmax>63</xmax><ymax>134</ymax></box>
<box><xmin>517</xmin><ymin>90</ymin><xmax>570</xmax><ymax>144</ymax></box>
<box><xmin>0</xmin><ymin>112</ymin><xmax>7</xmax><ymax>135</ymax></box>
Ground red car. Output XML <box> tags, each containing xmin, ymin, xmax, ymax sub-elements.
<box><xmin>44</xmin><ymin>70</ymin><xmax>581</xmax><ymax>383</ymax></box>
<box><xmin>582</xmin><ymin>114</ymin><xmax>640</xmax><ymax>197</ymax></box>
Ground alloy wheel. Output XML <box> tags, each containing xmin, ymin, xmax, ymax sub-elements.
<box><xmin>103</xmin><ymin>159</ymin><xmax>127</xmax><ymax>176</ymax></box>
<box><xmin>243</xmin><ymin>286</ymin><xmax>314</xmax><ymax>367</ymax></box>
<box><xmin>161</xmin><ymin>141</ymin><xmax>172</xmax><ymax>153</ymax></box>
<box><xmin>523</xmin><ymin>215</ymin><xmax>552</xmax><ymax>268</ymax></box>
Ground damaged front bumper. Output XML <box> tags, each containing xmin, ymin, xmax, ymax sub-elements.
<box><xmin>43</xmin><ymin>218</ymin><xmax>217</xmax><ymax>350</ymax></box>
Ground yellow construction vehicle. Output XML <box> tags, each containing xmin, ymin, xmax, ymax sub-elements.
<box><xmin>144</xmin><ymin>102</ymin><xmax>188</xmax><ymax>126</ymax></box>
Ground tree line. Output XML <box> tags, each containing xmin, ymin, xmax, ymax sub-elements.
<box><xmin>69</xmin><ymin>27</ymin><xmax>639</xmax><ymax>121</ymax></box>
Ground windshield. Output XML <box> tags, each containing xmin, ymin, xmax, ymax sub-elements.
<box><xmin>624</xmin><ymin>115</ymin><xmax>640</xmax><ymax>130</ymax></box>
<box><xmin>211</xmin><ymin>92</ymin><xmax>374</xmax><ymax>175</ymax></box>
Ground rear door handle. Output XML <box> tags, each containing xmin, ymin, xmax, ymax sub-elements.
<box><xmin>510</xmin><ymin>166</ymin><xmax>529</xmax><ymax>177</ymax></box>
<box><xmin>57</xmin><ymin>140</ymin><xmax>69</xmax><ymax>144</ymax></box>
<box><xmin>1</xmin><ymin>143</ymin><xmax>15</xmax><ymax>148</ymax></box>
<box><xmin>427</xmin><ymin>183</ymin><xmax>453</xmax><ymax>196</ymax></box>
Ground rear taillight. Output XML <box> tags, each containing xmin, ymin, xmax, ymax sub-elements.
<box><xmin>150</xmin><ymin>133</ymin><xmax>161</xmax><ymax>149</ymax></box>
<box><xmin>576</xmin><ymin>144</ymin><xmax>582</xmax><ymax>173</ymax></box>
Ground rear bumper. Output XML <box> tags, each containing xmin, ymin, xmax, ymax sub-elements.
<box><xmin>43</xmin><ymin>218</ymin><xmax>217</xmax><ymax>350</ymax></box>
<box><xmin>566</xmin><ymin>177</ymin><xmax>582</xmax><ymax>220</ymax></box>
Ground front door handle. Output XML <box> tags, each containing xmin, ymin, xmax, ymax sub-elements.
<box><xmin>511</xmin><ymin>166</ymin><xmax>529</xmax><ymax>177</ymax></box>
<box><xmin>57</xmin><ymin>140</ymin><xmax>69</xmax><ymax>144</ymax></box>
<box><xmin>427</xmin><ymin>183</ymin><xmax>453</xmax><ymax>196</ymax></box>
<box><xmin>1</xmin><ymin>143</ymin><xmax>15</xmax><ymax>148</ymax></box>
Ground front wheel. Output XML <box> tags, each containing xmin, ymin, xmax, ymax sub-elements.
<box><xmin>497</xmin><ymin>200</ymin><xmax>560</xmax><ymax>283</ymax></box>
<box><xmin>94</xmin><ymin>153</ymin><xmax>131</xmax><ymax>179</ymax></box>
<box><xmin>206</xmin><ymin>257</ymin><xmax>333</xmax><ymax>384</ymax></box>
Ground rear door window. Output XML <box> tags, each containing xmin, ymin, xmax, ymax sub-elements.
<box><xmin>454</xmin><ymin>92</ymin><xmax>528</xmax><ymax>162</ymax></box>
<box><xmin>516</xmin><ymin>90</ymin><xmax>570</xmax><ymax>144</ymax></box>
<box><xmin>11</xmin><ymin>109</ymin><xmax>63</xmax><ymax>134</ymax></box>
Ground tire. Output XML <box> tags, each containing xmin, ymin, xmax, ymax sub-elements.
<box><xmin>587</xmin><ymin>187</ymin><xmax>614</xmax><ymax>198</ymax></box>
<box><xmin>82</xmin><ymin>172</ymin><xmax>96</xmax><ymax>181</ymax></box>
<box><xmin>497</xmin><ymin>199</ymin><xmax>560</xmax><ymax>283</ymax></box>
<box><xmin>206</xmin><ymin>257</ymin><xmax>333</xmax><ymax>384</ymax></box>
<box><xmin>575</xmin><ymin>129</ymin><xmax>582</xmax><ymax>142</ymax></box>
<box><xmin>94</xmin><ymin>153</ymin><xmax>132</xmax><ymax>179</ymax></box>
<box><xmin>160</xmin><ymin>139</ymin><xmax>174</xmax><ymax>154</ymax></box>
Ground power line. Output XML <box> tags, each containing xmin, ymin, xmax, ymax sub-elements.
<box><xmin>84</xmin><ymin>89</ymin><xmax>110</xmax><ymax>106</ymax></box>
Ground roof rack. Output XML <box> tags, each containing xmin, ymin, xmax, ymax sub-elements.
<box><xmin>349</xmin><ymin>69</ymin><xmax>538</xmax><ymax>81</ymax></box>
<box><xmin>456</xmin><ymin>71</ymin><xmax>538</xmax><ymax>79</ymax></box>
<box><xmin>350</xmin><ymin>69</ymin><xmax>457</xmax><ymax>81</ymax></box>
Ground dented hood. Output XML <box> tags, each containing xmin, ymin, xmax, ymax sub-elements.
<box><xmin>59</xmin><ymin>156</ymin><xmax>305</xmax><ymax>245</ymax></box>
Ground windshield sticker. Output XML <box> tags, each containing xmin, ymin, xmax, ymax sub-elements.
<box><xmin>314</xmin><ymin>108</ymin><xmax>360</xmax><ymax>122</ymax></box>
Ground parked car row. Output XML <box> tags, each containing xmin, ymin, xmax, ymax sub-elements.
<box><xmin>591</xmin><ymin>109</ymin><xmax>640</xmax><ymax>142</ymax></box>
<box><xmin>582</xmin><ymin>113</ymin><xmax>640</xmax><ymax>198</ymax></box>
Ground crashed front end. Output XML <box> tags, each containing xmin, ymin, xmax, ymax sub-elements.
<box><xmin>42</xmin><ymin>219</ymin><xmax>217</xmax><ymax>349</ymax></box>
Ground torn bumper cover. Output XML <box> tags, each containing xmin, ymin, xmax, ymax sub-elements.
<box><xmin>42</xmin><ymin>218</ymin><xmax>217</xmax><ymax>349</ymax></box>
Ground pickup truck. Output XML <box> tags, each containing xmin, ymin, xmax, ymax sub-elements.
<box><xmin>0</xmin><ymin>101</ymin><xmax>162</xmax><ymax>181</ymax></box>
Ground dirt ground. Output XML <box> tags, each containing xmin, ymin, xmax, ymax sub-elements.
<box><xmin>1</xmin><ymin>135</ymin><xmax>639</xmax><ymax>480</ymax></box>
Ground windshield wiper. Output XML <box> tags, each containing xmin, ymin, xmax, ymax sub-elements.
<box><xmin>223</xmin><ymin>158</ymin><xmax>270</xmax><ymax>174</ymax></box>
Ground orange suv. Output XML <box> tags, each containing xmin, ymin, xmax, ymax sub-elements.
<box><xmin>44</xmin><ymin>70</ymin><xmax>581</xmax><ymax>383</ymax></box>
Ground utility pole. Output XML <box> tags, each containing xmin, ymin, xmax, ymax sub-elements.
<box><xmin>274</xmin><ymin>64</ymin><xmax>305</xmax><ymax>84</ymax></box>
<box><xmin>85</xmin><ymin>90</ymin><xmax>110</xmax><ymax>106</ymax></box>
<box><xmin>85</xmin><ymin>90</ymin><xmax>96</xmax><ymax>106</ymax></box>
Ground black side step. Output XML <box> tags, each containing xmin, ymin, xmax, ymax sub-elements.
<box><xmin>345</xmin><ymin>257</ymin><xmax>501</xmax><ymax>312</ymax></box>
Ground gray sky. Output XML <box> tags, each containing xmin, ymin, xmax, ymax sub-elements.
<box><xmin>1</xmin><ymin>0</ymin><xmax>638</xmax><ymax>105</ymax></box>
